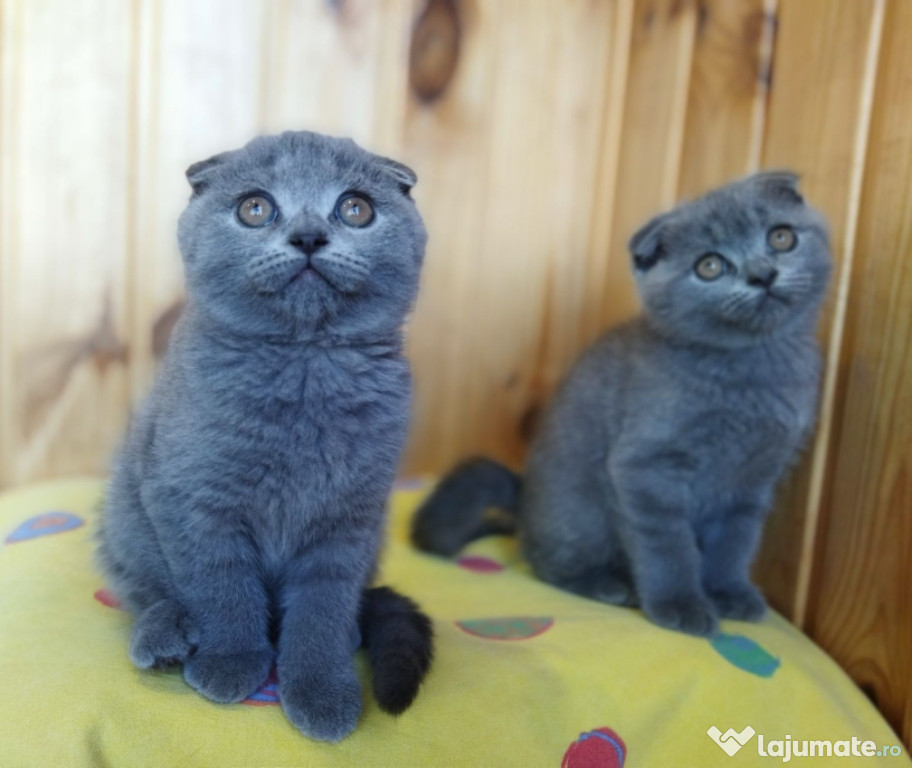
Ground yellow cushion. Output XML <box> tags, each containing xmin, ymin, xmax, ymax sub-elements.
<box><xmin>0</xmin><ymin>478</ymin><xmax>907</xmax><ymax>766</ymax></box>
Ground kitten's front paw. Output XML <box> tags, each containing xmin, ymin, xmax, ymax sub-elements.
<box><xmin>183</xmin><ymin>649</ymin><xmax>272</xmax><ymax>704</ymax></box>
<box><xmin>708</xmin><ymin>584</ymin><xmax>767</xmax><ymax>622</ymax></box>
<box><xmin>129</xmin><ymin>600</ymin><xmax>198</xmax><ymax>669</ymax></box>
<box><xmin>645</xmin><ymin>594</ymin><xmax>719</xmax><ymax>637</ymax></box>
<box><xmin>280</xmin><ymin>662</ymin><xmax>362</xmax><ymax>742</ymax></box>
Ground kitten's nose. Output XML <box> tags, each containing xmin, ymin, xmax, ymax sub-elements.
<box><xmin>748</xmin><ymin>268</ymin><xmax>779</xmax><ymax>288</ymax></box>
<box><xmin>289</xmin><ymin>231</ymin><xmax>328</xmax><ymax>256</ymax></box>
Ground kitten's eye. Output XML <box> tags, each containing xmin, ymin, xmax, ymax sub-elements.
<box><xmin>238</xmin><ymin>195</ymin><xmax>277</xmax><ymax>227</ymax></box>
<box><xmin>335</xmin><ymin>194</ymin><xmax>374</xmax><ymax>228</ymax></box>
<box><xmin>768</xmin><ymin>225</ymin><xmax>796</xmax><ymax>251</ymax></box>
<box><xmin>694</xmin><ymin>253</ymin><xmax>727</xmax><ymax>281</ymax></box>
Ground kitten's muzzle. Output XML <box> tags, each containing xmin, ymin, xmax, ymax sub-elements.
<box><xmin>748</xmin><ymin>267</ymin><xmax>791</xmax><ymax>306</ymax></box>
<box><xmin>246</xmin><ymin>250</ymin><xmax>322</xmax><ymax>294</ymax></box>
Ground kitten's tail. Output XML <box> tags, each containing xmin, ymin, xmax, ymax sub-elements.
<box><xmin>359</xmin><ymin>586</ymin><xmax>433</xmax><ymax>715</ymax></box>
<box><xmin>410</xmin><ymin>457</ymin><xmax>521</xmax><ymax>556</ymax></box>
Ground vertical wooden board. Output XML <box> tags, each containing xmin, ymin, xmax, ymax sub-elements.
<box><xmin>399</xmin><ymin>0</ymin><xmax>501</xmax><ymax>474</ymax></box>
<box><xmin>259</xmin><ymin>0</ymin><xmax>412</xmax><ymax>156</ymax></box>
<box><xmin>531</xmin><ymin>0</ymin><xmax>622</xmax><ymax>405</ymax></box>
<box><xmin>442</xmin><ymin>0</ymin><xmax>554</xmax><ymax>466</ymax></box>
<box><xmin>676</xmin><ymin>0</ymin><xmax>771</xmax><ymax>199</ymax></box>
<box><xmin>464</xmin><ymin>0</ymin><xmax>621</xmax><ymax>462</ymax></box>
<box><xmin>805</xmin><ymin>0</ymin><xmax>912</xmax><ymax>745</ymax></box>
<box><xmin>0</xmin><ymin>0</ymin><xmax>134</xmax><ymax>484</ymax></box>
<box><xmin>594</xmin><ymin>0</ymin><xmax>698</xmax><ymax>334</ymax></box>
<box><xmin>0</xmin><ymin>0</ymin><xmax>18</xmax><ymax>485</ymax></box>
<box><xmin>129</xmin><ymin>0</ymin><xmax>268</xmax><ymax>395</ymax></box>
<box><xmin>751</xmin><ymin>0</ymin><xmax>882</xmax><ymax>619</ymax></box>
<box><xmin>402</xmin><ymin>0</ymin><xmax>619</xmax><ymax>473</ymax></box>
<box><xmin>579</xmin><ymin>0</ymin><xmax>633</xmax><ymax>349</ymax></box>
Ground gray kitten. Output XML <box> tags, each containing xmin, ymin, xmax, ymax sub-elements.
<box><xmin>97</xmin><ymin>131</ymin><xmax>433</xmax><ymax>741</ymax></box>
<box><xmin>413</xmin><ymin>172</ymin><xmax>831</xmax><ymax>637</ymax></box>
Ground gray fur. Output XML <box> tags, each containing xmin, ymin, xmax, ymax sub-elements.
<box><xmin>97</xmin><ymin>131</ymin><xmax>431</xmax><ymax>740</ymax></box>
<box><xmin>413</xmin><ymin>171</ymin><xmax>831</xmax><ymax>637</ymax></box>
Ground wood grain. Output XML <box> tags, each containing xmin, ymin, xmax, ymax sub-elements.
<box><xmin>533</xmin><ymin>0</ymin><xmax>628</xmax><ymax>396</ymax></box>
<box><xmin>128</xmin><ymin>0</ymin><xmax>269</xmax><ymax>396</ymax></box>
<box><xmin>676</xmin><ymin>0</ymin><xmax>772</xmax><ymax>199</ymax></box>
<box><xmin>597</xmin><ymin>0</ymin><xmax>698</xmax><ymax>331</ymax></box>
<box><xmin>402</xmin><ymin>0</ymin><xmax>620</xmax><ymax>472</ymax></box>
<box><xmin>260</xmin><ymin>0</ymin><xmax>411</xmax><ymax>155</ymax></box>
<box><xmin>805</xmin><ymin>0</ymin><xmax>912</xmax><ymax>745</ymax></box>
<box><xmin>580</xmin><ymin>0</ymin><xmax>633</xmax><ymax>349</ymax></box>
<box><xmin>0</xmin><ymin>0</ymin><xmax>21</xmax><ymax>486</ymax></box>
<box><xmin>751</xmin><ymin>0</ymin><xmax>884</xmax><ymax>620</ymax></box>
<box><xmin>0</xmin><ymin>0</ymin><xmax>134</xmax><ymax>484</ymax></box>
<box><xmin>398</xmin><ymin>0</ymin><xmax>502</xmax><ymax>473</ymax></box>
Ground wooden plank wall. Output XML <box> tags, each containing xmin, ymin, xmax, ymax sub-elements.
<box><xmin>0</xmin><ymin>0</ymin><xmax>909</xmax><ymax>746</ymax></box>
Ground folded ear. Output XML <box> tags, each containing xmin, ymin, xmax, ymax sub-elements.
<box><xmin>628</xmin><ymin>211</ymin><xmax>672</xmax><ymax>271</ymax></box>
<box><xmin>185</xmin><ymin>151</ymin><xmax>231</xmax><ymax>195</ymax></box>
<box><xmin>372</xmin><ymin>154</ymin><xmax>418</xmax><ymax>194</ymax></box>
<box><xmin>752</xmin><ymin>169</ymin><xmax>803</xmax><ymax>204</ymax></box>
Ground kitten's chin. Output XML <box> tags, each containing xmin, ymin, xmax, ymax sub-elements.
<box><xmin>746</xmin><ymin>292</ymin><xmax>803</xmax><ymax>332</ymax></box>
<box><xmin>278</xmin><ymin>284</ymin><xmax>334</xmax><ymax>325</ymax></box>
<box><xmin>292</xmin><ymin>265</ymin><xmax>330</xmax><ymax>287</ymax></box>
<box><xmin>746</xmin><ymin>304</ymin><xmax>788</xmax><ymax>331</ymax></box>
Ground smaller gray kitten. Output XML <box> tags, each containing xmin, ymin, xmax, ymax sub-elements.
<box><xmin>413</xmin><ymin>172</ymin><xmax>831</xmax><ymax>637</ymax></box>
<box><xmin>97</xmin><ymin>131</ymin><xmax>432</xmax><ymax>742</ymax></box>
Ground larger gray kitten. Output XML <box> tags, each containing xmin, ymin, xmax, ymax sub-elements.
<box><xmin>413</xmin><ymin>172</ymin><xmax>831</xmax><ymax>637</ymax></box>
<box><xmin>97</xmin><ymin>131</ymin><xmax>432</xmax><ymax>741</ymax></box>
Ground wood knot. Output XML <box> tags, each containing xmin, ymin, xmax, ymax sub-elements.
<box><xmin>696</xmin><ymin>1</ymin><xmax>709</xmax><ymax>37</ymax></box>
<box><xmin>21</xmin><ymin>294</ymin><xmax>128</xmax><ymax>437</ymax></box>
<box><xmin>642</xmin><ymin>6</ymin><xmax>656</xmax><ymax>30</ymax></box>
<box><xmin>88</xmin><ymin>300</ymin><xmax>129</xmax><ymax>373</ymax></box>
<box><xmin>518</xmin><ymin>401</ymin><xmax>542</xmax><ymax>444</ymax></box>
<box><xmin>409</xmin><ymin>0</ymin><xmax>460</xmax><ymax>103</ymax></box>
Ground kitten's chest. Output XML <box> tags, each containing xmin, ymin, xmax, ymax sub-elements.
<box><xmin>212</xmin><ymin>346</ymin><xmax>410</xmax><ymax>525</ymax></box>
<box><xmin>689</xmin><ymin>376</ymin><xmax>816</xmax><ymax>484</ymax></box>
<box><xmin>717</xmin><ymin>384</ymin><xmax>811</xmax><ymax>438</ymax></box>
<box><xmin>276</xmin><ymin>354</ymin><xmax>406</xmax><ymax>469</ymax></box>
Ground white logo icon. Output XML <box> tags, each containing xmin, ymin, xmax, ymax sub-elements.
<box><xmin>708</xmin><ymin>725</ymin><xmax>756</xmax><ymax>756</ymax></box>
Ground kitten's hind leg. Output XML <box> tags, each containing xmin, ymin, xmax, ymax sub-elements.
<box><xmin>129</xmin><ymin>598</ymin><xmax>199</xmax><ymax>669</ymax></box>
<box><xmin>522</xmin><ymin>460</ymin><xmax>637</xmax><ymax>607</ymax></box>
<box><xmin>97</xmin><ymin>526</ymin><xmax>199</xmax><ymax>667</ymax></box>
